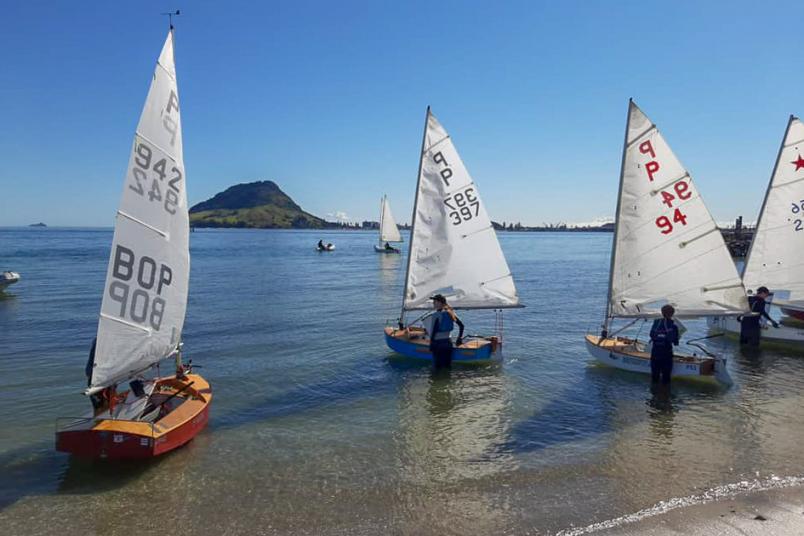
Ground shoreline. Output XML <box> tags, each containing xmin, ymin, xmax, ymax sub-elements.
<box><xmin>558</xmin><ymin>476</ymin><xmax>804</xmax><ymax>535</ymax></box>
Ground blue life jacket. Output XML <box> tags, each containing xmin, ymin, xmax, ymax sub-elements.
<box><xmin>432</xmin><ymin>311</ymin><xmax>454</xmax><ymax>339</ymax></box>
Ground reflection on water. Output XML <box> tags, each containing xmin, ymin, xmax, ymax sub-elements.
<box><xmin>2</xmin><ymin>229</ymin><xmax>804</xmax><ymax>534</ymax></box>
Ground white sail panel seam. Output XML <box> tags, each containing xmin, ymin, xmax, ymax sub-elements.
<box><xmin>100</xmin><ymin>312</ymin><xmax>152</xmax><ymax>333</ymax></box>
<box><xmin>135</xmin><ymin>132</ymin><xmax>178</xmax><ymax>163</ymax></box>
<box><xmin>118</xmin><ymin>210</ymin><xmax>169</xmax><ymax>238</ymax></box>
<box><xmin>649</xmin><ymin>173</ymin><xmax>691</xmax><ymax>195</ymax></box>
<box><xmin>679</xmin><ymin>227</ymin><xmax>718</xmax><ymax>248</ymax></box>
<box><xmin>482</xmin><ymin>273</ymin><xmax>515</xmax><ymax>285</ymax></box>
<box><xmin>784</xmin><ymin>136</ymin><xmax>804</xmax><ymax>147</ymax></box>
<box><xmin>156</xmin><ymin>60</ymin><xmax>176</xmax><ymax>82</ymax></box>
<box><xmin>626</xmin><ymin>124</ymin><xmax>657</xmax><ymax>146</ymax></box>
<box><xmin>771</xmin><ymin>176</ymin><xmax>804</xmax><ymax>189</ymax></box>
<box><xmin>461</xmin><ymin>225</ymin><xmax>494</xmax><ymax>239</ymax></box>
<box><xmin>703</xmin><ymin>282</ymin><xmax>744</xmax><ymax>292</ymax></box>
<box><xmin>424</xmin><ymin>135</ymin><xmax>451</xmax><ymax>154</ymax></box>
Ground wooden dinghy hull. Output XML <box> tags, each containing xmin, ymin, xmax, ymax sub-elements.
<box><xmin>584</xmin><ymin>334</ymin><xmax>731</xmax><ymax>385</ymax></box>
<box><xmin>707</xmin><ymin>316</ymin><xmax>804</xmax><ymax>344</ymax></box>
<box><xmin>384</xmin><ymin>326</ymin><xmax>497</xmax><ymax>363</ymax></box>
<box><xmin>374</xmin><ymin>245</ymin><xmax>400</xmax><ymax>254</ymax></box>
<box><xmin>56</xmin><ymin>373</ymin><xmax>212</xmax><ymax>459</ymax></box>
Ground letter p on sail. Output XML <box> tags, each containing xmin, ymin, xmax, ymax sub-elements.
<box><xmin>639</xmin><ymin>140</ymin><xmax>655</xmax><ymax>158</ymax></box>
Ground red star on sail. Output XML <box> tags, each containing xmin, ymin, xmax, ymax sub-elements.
<box><xmin>793</xmin><ymin>154</ymin><xmax>804</xmax><ymax>171</ymax></box>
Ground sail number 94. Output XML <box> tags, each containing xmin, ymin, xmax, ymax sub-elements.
<box><xmin>444</xmin><ymin>188</ymin><xmax>480</xmax><ymax>225</ymax></box>
<box><xmin>128</xmin><ymin>142</ymin><xmax>182</xmax><ymax>215</ymax></box>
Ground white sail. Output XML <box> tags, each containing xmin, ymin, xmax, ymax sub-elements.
<box><xmin>742</xmin><ymin>116</ymin><xmax>804</xmax><ymax>304</ymax></box>
<box><xmin>608</xmin><ymin>100</ymin><xmax>746</xmax><ymax>318</ymax></box>
<box><xmin>379</xmin><ymin>195</ymin><xmax>402</xmax><ymax>243</ymax></box>
<box><xmin>90</xmin><ymin>30</ymin><xmax>189</xmax><ymax>391</ymax></box>
<box><xmin>402</xmin><ymin>109</ymin><xmax>519</xmax><ymax>311</ymax></box>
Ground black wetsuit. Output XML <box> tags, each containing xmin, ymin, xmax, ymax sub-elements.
<box><xmin>429</xmin><ymin>311</ymin><xmax>465</xmax><ymax>369</ymax></box>
<box><xmin>740</xmin><ymin>296</ymin><xmax>774</xmax><ymax>346</ymax></box>
<box><xmin>649</xmin><ymin>318</ymin><xmax>679</xmax><ymax>385</ymax></box>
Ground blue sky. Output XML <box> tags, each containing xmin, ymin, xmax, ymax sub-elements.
<box><xmin>1</xmin><ymin>0</ymin><xmax>802</xmax><ymax>226</ymax></box>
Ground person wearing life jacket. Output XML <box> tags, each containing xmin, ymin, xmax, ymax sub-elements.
<box><xmin>649</xmin><ymin>305</ymin><xmax>679</xmax><ymax>385</ymax></box>
<box><xmin>426</xmin><ymin>294</ymin><xmax>465</xmax><ymax>368</ymax></box>
<box><xmin>739</xmin><ymin>286</ymin><xmax>779</xmax><ymax>346</ymax></box>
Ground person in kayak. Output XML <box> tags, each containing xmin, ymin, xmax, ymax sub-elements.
<box><xmin>426</xmin><ymin>294</ymin><xmax>465</xmax><ymax>368</ymax></box>
<box><xmin>739</xmin><ymin>286</ymin><xmax>779</xmax><ymax>346</ymax></box>
<box><xmin>649</xmin><ymin>305</ymin><xmax>679</xmax><ymax>385</ymax></box>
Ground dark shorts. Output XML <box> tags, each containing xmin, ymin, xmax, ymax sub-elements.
<box><xmin>650</xmin><ymin>347</ymin><xmax>674</xmax><ymax>385</ymax></box>
<box><xmin>430</xmin><ymin>340</ymin><xmax>453</xmax><ymax>368</ymax></box>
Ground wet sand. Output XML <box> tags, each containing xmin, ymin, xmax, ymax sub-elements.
<box><xmin>571</xmin><ymin>484</ymin><xmax>804</xmax><ymax>535</ymax></box>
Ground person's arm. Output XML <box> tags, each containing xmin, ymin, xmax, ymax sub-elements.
<box><xmin>760</xmin><ymin>302</ymin><xmax>778</xmax><ymax>327</ymax></box>
<box><xmin>429</xmin><ymin>316</ymin><xmax>440</xmax><ymax>349</ymax></box>
<box><xmin>672</xmin><ymin>324</ymin><xmax>680</xmax><ymax>346</ymax></box>
<box><xmin>455</xmin><ymin>315</ymin><xmax>465</xmax><ymax>345</ymax></box>
<box><xmin>649</xmin><ymin>320</ymin><xmax>658</xmax><ymax>341</ymax></box>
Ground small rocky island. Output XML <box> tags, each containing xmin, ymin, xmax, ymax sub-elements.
<box><xmin>29</xmin><ymin>222</ymin><xmax>47</xmax><ymax>227</ymax></box>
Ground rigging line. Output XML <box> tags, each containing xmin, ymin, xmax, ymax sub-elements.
<box><xmin>134</xmin><ymin>132</ymin><xmax>179</xmax><ymax>163</ymax></box>
<box><xmin>100</xmin><ymin>312</ymin><xmax>151</xmax><ymax>333</ymax></box>
<box><xmin>625</xmin><ymin>123</ymin><xmax>657</xmax><ymax>147</ymax></box>
<box><xmin>649</xmin><ymin>173</ymin><xmax>691</xmax><ymax>195</ymax></box>
<box><xmin>424</xmin><ymin>134</ymin><xmax>451</xmax><ymax>154</ymax></box>
<box><xmin>679</xmin><ymin>227</ymin><xmax>718</xmax><ymax>248</ymax></box>
<box><xmin>118</xmin><ymin>211</ymin><xmax>169</xmax><ymax>238</ymax></box>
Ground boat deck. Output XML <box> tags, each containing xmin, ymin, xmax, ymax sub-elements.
<box><xmin>585</xmin><ymin>335</ymin><xmax>710</xmax><ymax>365</ymax></box>
<box><xmin>384</xmin><ymin>326</ymin><xmax>489</xmax><ymax>349</ymax></box>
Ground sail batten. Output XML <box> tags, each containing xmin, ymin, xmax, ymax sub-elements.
<box><xmin>402</xmin><ymin>109</ymin><xmax>519</xmax><ymax>312</ymax></box>
<box><xmin>607</xmin><ymin>100</ymin><xmax>747</xmax><ymax>319</ymax></box>
<box><xmin>742</xmin><ymin>116</ymin><xmax>804</xmax><ymax>301</ymax></box>
<box><xmin>89</xmin><ymin>30</ymin><xmax>189</xmax><ymax>391</ymax></box>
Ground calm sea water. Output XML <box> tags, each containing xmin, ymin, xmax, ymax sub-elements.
<box><xmin>2</xmin><ymin>227</ymin><xmax>804</xmax><ymax>535</ymax></box>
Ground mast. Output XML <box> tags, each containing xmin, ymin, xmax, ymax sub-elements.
<box><xmin>741</xmin><ymin>115</ymin><xmax>795</xmax><ymax>281</ymax></box>
<box><xmin>604</xmin><ymin>99</ymin><xmax>633</xmax><ymax>332</ymax></box>
<box><xmin>379</xmin><ymin>195</ymin><xmax>385</xmax><ymax>247</ymax></box>
<box><xmin>399</xmin><ymin>106</ymin><xmax>430</xmax><ymax>325</ymax></box>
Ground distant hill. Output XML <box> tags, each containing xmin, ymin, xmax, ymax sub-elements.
<box><xmin>189</xmin><ymin>181</ymin><xmax>327</xmax><ymax>229</ymax></box>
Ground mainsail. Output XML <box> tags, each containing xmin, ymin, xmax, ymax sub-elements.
<box><xmin>89</xmin><ymin>30</ymin><xmax>189</xmax><ymax>391</ymax></box>
<box><xmin>379</xmin><ymin>195</ymin><xmax>402</xmax><ymax>243</ymax></box>
<box><xmin>742</xmin><ymin>116</ymin><xmax>804</xmax><ymax>304</ymax></box>
<box><xmin>607</xmin><ymin>100</ymin><xmax>746</xmax><ymax>319</ymax></box>
<box><xmin>402</xmin><ymin>108</ymin><xmax>519</xmax><ymax>311</ymax></box>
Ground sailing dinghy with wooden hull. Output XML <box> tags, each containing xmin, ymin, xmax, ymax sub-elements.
<box><xmin>385</xmin><ymin>108</ymin><xmax>521</xmax><ymax>364</ymax></box>
<box><xmin>587</xmin><ymin>100</ymin><xmax>748</xmax><ymax>385</ymax></box>
<box><xmin>56</xmin><ymin>28</ymin><xmax>211</xmax><ymax>459</ymax></box>
<box><xmin>707</xmin><ymin>116</ymin><xmax>804</xmax><ymax>344</ymax></box>
<box><xmin>374</xmin><ymin>195</ymin><xmax>402</xmax><ymax>253</ymax></box>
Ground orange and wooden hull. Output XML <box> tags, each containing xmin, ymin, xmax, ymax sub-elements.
<box><xmin>56</xmin><ymin>373</ymin><xmax>211</xmax><ymax>459</ymax></box>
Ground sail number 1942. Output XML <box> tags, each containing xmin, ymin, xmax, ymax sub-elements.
<box><xmin>108</xmin><ymin>245</ymin><xmax>172</xmax><ymax>331</ymax></box>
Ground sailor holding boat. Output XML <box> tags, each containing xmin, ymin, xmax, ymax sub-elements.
<box><xmin>739</xmin><ymin>286</ymin><xmax>779</xmax><ymax>346</ymax></box>
<box><xmin>425</xmin><ymin>294</ymin><xmax>465</xmax><ymax>368</ymax></box>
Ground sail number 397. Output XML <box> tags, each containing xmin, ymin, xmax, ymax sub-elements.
<box><xmin>444</xmin><ymin>188</ymin><xmax>480</xmax><ymax>225</ymax></box>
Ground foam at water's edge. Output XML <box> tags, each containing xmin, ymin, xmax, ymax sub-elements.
<box><xmin>555</xmin><ymin>475</ymin><xmax>804</xmax><ymax>535</ymax></box>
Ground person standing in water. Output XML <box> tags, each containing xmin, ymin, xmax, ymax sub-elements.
<box><xmin>740</xmin><ymin>286</ymin><xmax>779</xmax><ymax>346</ymax></box>
<box><xmin>649</xmin><ymin>305</ymin><xmax>679</xmax><ymax>385</ymax></box>
<box><xmin>426</xmin><ymin>294</ymin><xmax>465</xmax><ymax>368</ymax></box>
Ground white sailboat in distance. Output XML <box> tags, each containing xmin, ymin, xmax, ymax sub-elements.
<box><xmin>585</xmin><ymin>99</ymin><xmax>748</xmax><ymax>385</ymax></box>
<box><xmin>384</xmin><ymin>107</ymin><xmax>521</xmax><ymax>363</ymax></box>
<box><xmin>708</xmin><ymin>115</ymin><xmax>804</xmax><ymax>343</ymax></box>
<box><xmin>56</xmin><ymin>26</ymin><xmax>212</xmax><ymax>459</ymax></box>
<box><xmin>374</xmin><ymin>195</ymin><xmax>403</xmax><ymax>253</ymax></box>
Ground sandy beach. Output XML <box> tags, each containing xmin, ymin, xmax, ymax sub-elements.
<box><xmin>564</xmin><ymin>483</ymin><xmax>804</xmax><ymax>535</ymax></box>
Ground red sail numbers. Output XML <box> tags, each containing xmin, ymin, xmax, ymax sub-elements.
<box><xmin>639</xmin><ymin>139</ymin><xmax>690</xmax><ymax>236</ymax></box>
